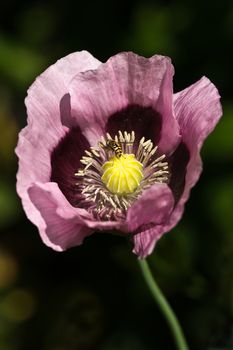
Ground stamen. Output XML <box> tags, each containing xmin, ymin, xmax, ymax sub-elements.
<box><xmin>75</xmin><ymin>130</ymin><xmax>170</xmax><ymax>221</ymax></box>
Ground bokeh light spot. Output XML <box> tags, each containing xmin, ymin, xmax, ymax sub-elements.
<box><xmin>1</xmin><ymin>289</ymin><xmax>36</xmax><ymax>322</ymax></box>
<box><xmin>0</xmin><ymin>250</ymin><xmax>18</xmax><ymax>288</ymax></box>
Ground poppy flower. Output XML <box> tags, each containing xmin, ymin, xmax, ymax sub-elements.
<box><xmin>16</xmin><ymin>51</ymin><xmax>222</xmax><ymax>258</ymax></box>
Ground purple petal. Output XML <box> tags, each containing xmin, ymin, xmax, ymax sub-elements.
<box><xmin>168</xmin><ymin>142</ymin><xmax>190</xmax><ymax>204</ymax></box>
<box><xmin>28</xmin><ymin>182</ymin><xmax>125</xmax><ymax>249</ymax></box>
<box><xmin>164</xmin><ymin>77</ymin><xmax>222</xmax><ymax>233</ymax></box>
<box><xmin>69</xmin><ymin>52</ymin><xmax>180</xmax><ymax>149</ymax></box>
<box><xmin>16</xmin><ymin>125</ymin><xmax>67</xmax><ymax>227</ymax></box>
<box><xmin>106</xmin><ymin>105</ymin><xmax>162</xmax><ymax>148</ymax></box>
<box><xmin>50</xmin><ymin>127</ymin><xmax>90</xmax><ymax>206</ymax></box>
<box><xmin>126</xmin><ymin>184</ymin><xmax>174</xmax><ymax>257</ymax></box>
<box><xmin>25</xmin><ymin>51</ymin><xmax>101</xmax><ymax>130</ymax></box>
<box><xmin>131</xmin><ymin>76</ymin><xmax>222</xmax><ymax>259</ymax></box>
<box><xmin>155</xmin><ymin>59</ymin><xmax>181</xmax><ymax>154</ymax></box>
<box><xmin>175</xmin><ymin>77</ymin><xmax>222</xmax><ymax>152</ymax></box>
<box><xmin>16</xmin><ymin>51</ymin><xmax>100</xmax><ymax>236</ymax></box>
<box><xmin>28</xmin><ymin>182</ymin><xmax>93</xmax><ymax>251</ymax></box>
<box><xmin>133</xmin><ymin>225</ymin><xmax>164</xmax><ymax>259</ymax></box>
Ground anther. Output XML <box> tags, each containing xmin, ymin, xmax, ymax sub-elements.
<box><xmin>75</xmin><ymin>130</ymin><xmax>169</xmax><ymax>221</ymax></box>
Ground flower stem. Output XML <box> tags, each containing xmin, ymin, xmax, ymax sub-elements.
<box><xmin>138</xmin><ymin>259</ymin><xmax>189</xmax><ymax>350</ymax></box>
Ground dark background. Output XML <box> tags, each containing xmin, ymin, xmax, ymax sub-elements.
<box><xmin>0</xmin><ymin>0</ymin><xmax>233</xmax><ymax>349</ymax></box>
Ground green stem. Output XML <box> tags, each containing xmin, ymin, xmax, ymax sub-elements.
<box><xmin>138</xmin><ymin>259</ymin><xmax>189</xmax><ymax>350</ymax></box>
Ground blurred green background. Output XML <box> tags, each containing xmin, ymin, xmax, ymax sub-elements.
<box><xmin>0</xmin><ymin>0</ymin><xmax>233</xmax><ymax>349</ymax></box>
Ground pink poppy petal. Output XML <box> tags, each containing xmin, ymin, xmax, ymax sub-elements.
<box><xmin>16</xmin><ymin>51</ymin><xmax>101</xmax><ymax>222</ymax></box>
<box><xmin>133</xmin><ymin>225</ymin><xmax>164</xmax><ymax>259</ymax></box>
<box><xmin>82</xmin><ymin>219</ymin><xmax>124</xmax><ymax>232</ymax></box>
<box><xmin>21</xmin><ymin>52</ymin><xmax>99</xmax><ymax>165</ymax></box>
<box><xmin>16</xmin><ymin>125</ymin><xmax>67</xmax><ymax>224</ymax></box>
<box><xmin>26</xmin><ymin>51</ymin><xmax>101</xmax><ymax>130</ymax></box>
<box><xmin>28</xmin><ymin>182</ymin><xmax>93</xmax><ymax>251</ymax></box>
<box><xmin>155</xmin><ymin>59</ymin><xmax>181</xmax><ymax>154</ymax></box>
<box><xmin>126</xmin><ymin>183</ymin><xmax>174</xmax><ymax>233</ymax></box>
<box><xmin>69</xmin><ymin>52</ymin><xmax>180</xmax><ymax>148</ymax></box>
<box><xmin>174</xmin><ymin>76</ymin><xmax>222</xmax><ymax>154</ymax></box>
<box><xmin>164</xmin><ymin>76</ymin><xmax>222</xmax><ymax>233</ymax></box>
<box><xmin>28</xmin><ymin>182</ymin><xmax>124</xmax><ymax>250</ymax></box>
<box><xmin>16</xmin><ymin>124</ymin><xmax>91</xmax><ymax>236</ymax></box>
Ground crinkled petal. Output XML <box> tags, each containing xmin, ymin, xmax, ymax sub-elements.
<box><xmin>17</xmin><ymin>51</ymin><xmax>101</xmax><ymax>185</ymax></box>
<box><xmin>28</xmin><ymin>182</ymin><xmax>93</xmax><ymax>251</ymax></box>
<box><xmin>175</xmin><ymin>77</ymin><xmax>222</xmax><ymax>153</ymax></box>
<box><xmin>16</xmin><ymin>51</ymin><xmax>100</xmax><ymax>233</ymax></box>
<box><xmin>132</xmin><ymin>77</ymin><xmax>222</xmax><ymax>258</ymax></box>
<box><xmin>16</xmin><ymin>125</ymin><xmax>68</xmax><ymax>229</ymax></box>
<box><xmin>129</xmin><ymin>184</ymin><xmax>174</xmax><ymax>258</ymax></box>
<box><xmin>28</xmin><ymin>182</ymin><xmax>125</xmax><ymax>250</ymax></box>
<box><xmin>26</xmin><ymin>51</ymin><xmax>101</xmax><ymax>130</ymax></box>
<box><xmin>133</xmin><ymin>225</ymin><xmax>164</xmax><ymax>259</ymax></box>
<box><xmin>82</xmin><ymin>218</ymin><xmax>124</xmax><ymax>232</ymax></box>
<box><xmin>164</xmin><ymin>77</ymin><xmax>222</xmax><ymax>233</ymax></box>
<box><xmin>69</xmin><ymin>52</ymin><xmax>180</xmax><ymax>148</ymax></box>
<box><xmin>155</xmin><ymin>59</ymin><xmax>181</xmax><ymax>154</ymax></box>
<box><xmin>126</xmin><ymin>184</ymin><xmax>174</xmax><ymax>232</ymax></box>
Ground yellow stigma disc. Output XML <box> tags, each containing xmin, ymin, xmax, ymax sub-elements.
<box><xmin>101</xmin><ymin>154</ymin><xmax>143</xmax><ymax>194</ymax></box>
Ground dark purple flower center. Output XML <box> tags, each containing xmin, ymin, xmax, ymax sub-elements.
<box><xmin>168</xmin><ymin>142</ymin><xmax>190</xmax><ymax>204</ymax></box>
<box><xmin>106</xmin><ymin>104</ymin><xmax>162</xmax><ymax>147</ymax></box>
<box><xmin>50</xmin><ymin>127</ymin><xmax>90</xmax><ymax>206</ymax></box>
